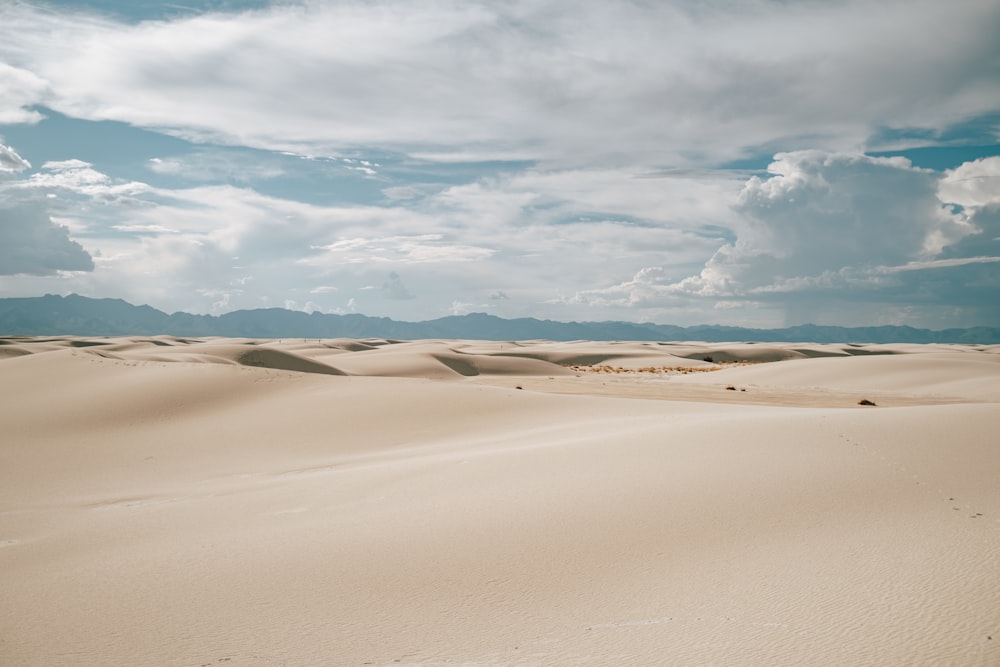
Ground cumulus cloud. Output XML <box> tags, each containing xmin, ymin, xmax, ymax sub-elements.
<box><xmin>567</xmin><ymin>266</ymin><xmax>679</xmax><ymax>308</ymax></box>
<box><xmin>935</xmin><ymin>158</ymin><xmax>1000</xmax><ymax>264</ymax></box>
<box><xmin>0</xmin><ymin>143</ymin><xmax>31</xmax><ymax>173</ymax></box>
<box><xmin>566</xmin><ymin>151</ymin><xmax>1000</xmax><ymax>326</ymax></box>
<box><xmin>939</xmin><ymin>156</ymin><xmax>1000</xmax><ymax>211</ymax></box>
<box><xmin>675</xmin><ymin>152</ymin><xmax>968</xmax><ymax>297</ymax></box>
<box><xmin>0</xmin><ymin>202</ymin><xmax>95</xmax><ymax>275</ymax></box>
<box><xmin>1</xmin><ymin>1</ymin><xmax>997</xmax><ymax>164</ymax></box>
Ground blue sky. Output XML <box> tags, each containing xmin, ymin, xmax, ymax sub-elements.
<box><xmin>1</xmin><ymin>0</ymin><xmax>999</xmax><ymax>328</ymax></box>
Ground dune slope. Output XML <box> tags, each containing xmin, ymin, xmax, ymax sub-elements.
<box><xmin>1</xmin><ymin>337</ymin><xmax>998</xmax><ymax>666</ymax></box>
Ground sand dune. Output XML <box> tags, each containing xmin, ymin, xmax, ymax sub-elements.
<box><xmin>1</xmin><ymin>337</ymin><xmax>998</xmax><ymax>665</ymax></box>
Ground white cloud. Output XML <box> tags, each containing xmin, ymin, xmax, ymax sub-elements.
<box><xmin>111</xmin><ymin>224</ymin><xmax>178</xmax><ymax>234</ymax></box>
<box><xmin>449</xmin><ymin>300</ymin><xmax>475</xmax><ymax>316</ymax></box>
<box><xmin>189</xmin><ymin>165</ymin><xmax>735</xmax><ymax>321</ymax></box>
<box><xmin>345</xmin><ymin>165</ymin><xmax>378</xmax><ymax>178</ymax></box>
<box><xmin>435</xmin><ymin>167</ymin><xmax>744</xmax><ymax>229</ymax></box>
<box><xmin>1</xmin><ymin>1</ymin><xmax>997</xmax><ymax>164</ymax></box>
<box><xmin>0</xmin><ymin>143</ymin><xmax>31</xmax><ymax>173</ymax></box>
<box><xmin>566</xmin><ymin>266</ymin><xmax>678</xmax><ymax>308</ymax></box>
<box><xmin>0</xmin><ymin>160</ymin><xmax>500</xmax><ymax>314</ymax></box>
<box><xmin>1</xmin><ymin>133</ymin><xmax>995</xmax><ymax>325</ymax></box>
<box><xmin>674</xmin><ymin>151</ymin><xmax>968</xmax><ymax>297</ymax></box>
<box><xmin>2</xmin><ymin>1</ymin><xmax>996</xmax><ymax>328</ymax></box>
<box><xmin>878</xmin><ymin>256</ymin><xmax>1000</xmax><ymax>273</ymax></box>
<box><xmin>42</xmin><ymin>159</ymin><xmax>90</xmax><ymax>171</ymax></box>
<box><xmin>283</xmin><ymin>298</ymin><xmax>324</xmax><ymax>313</ymax></box>
<box><xmin>0</xmin><ymin>62</ymin><xmax>47</xmax><ymax>124</ymax></box>
<box><xmin>147</xmin><ymin>152</ymin><xmax>286</xmax><ymax>182</ymax></box>
<box><xmin>562</xmin><ymin>151</ymin><xmax>1000</xmax><ymax>326</ymax></box>
<box><xmin>13</xmin><ymin>159</ymin><xmax>151</xmax><ymax>202</ymax></box>
<box><xmin>309</xmin><ymin>234</ymin><xmax>494</xmax><ymax>265</ymax></box>
<box><xmin>939</xmin><ymin>157</ymin><xmax>1000</xmax><ymax>210</ymax></box>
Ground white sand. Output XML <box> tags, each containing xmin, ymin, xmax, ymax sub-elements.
<box><xmin>1</xmin><ymin>337</ymin><xmax>998</xmax><ymax>665</ymax></box>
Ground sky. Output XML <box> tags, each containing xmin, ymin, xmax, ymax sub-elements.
<box><xmin>1</xmin><ymin>0</ymin><xmax>999</xmax><ymax>328</ymax></box>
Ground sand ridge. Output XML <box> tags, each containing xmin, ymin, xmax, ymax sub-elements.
<box><xmin>1</xmin><ymin>336</ymin><xmax>998</xmax><ymax>665</ymax></box>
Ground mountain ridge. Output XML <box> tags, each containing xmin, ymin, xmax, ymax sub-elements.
<box><xmin>1</xmin><ymin>294</ymin><xmax>998</xmax><ymax>343</ymax></box>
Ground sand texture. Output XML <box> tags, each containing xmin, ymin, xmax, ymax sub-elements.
<box><xmin>1</xmin><ymin>336</ymin><xmax>999</xmax><ymax>665</ymax></box>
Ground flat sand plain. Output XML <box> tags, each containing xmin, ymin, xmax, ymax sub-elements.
<box><xmin>1</xmin><ymin>336</ymin><xmax>998</xmax><ymax>666</ymax></box>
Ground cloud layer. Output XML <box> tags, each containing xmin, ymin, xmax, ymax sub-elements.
<box><xmin>2</xmin><ymin>1</ymin><xmax>999</xmax><ymax>164</ymax></box>
<box><xmin>1</xmin><ymin>146</ymin><xmax>996</xmax><ymax>326</ymax></box>
<box><xmin>0</xmin><ymin>1</ymin><xmax>998</xmax><ymax>327</ymax></box>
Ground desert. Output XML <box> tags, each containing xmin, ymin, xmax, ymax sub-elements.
<box><xmin>1</xmin><ymin>336</ymin><xmax>998</xmax><ymax>666</ymax></box>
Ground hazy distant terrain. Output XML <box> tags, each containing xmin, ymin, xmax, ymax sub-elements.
<box><xmin>2</xmin><ymin>294</ymin><xmax>999</xmax><ymax>343</ymax></box>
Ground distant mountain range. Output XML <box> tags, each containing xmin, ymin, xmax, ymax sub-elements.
<box><xmin>1</xmin><ymin>294</ymin><xmax>998</xmax><ymax>343</ymax></box>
